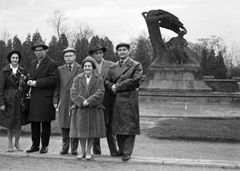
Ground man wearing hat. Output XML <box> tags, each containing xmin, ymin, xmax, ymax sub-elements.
<box><xmin>53</xmin><ymin>47</ymin><xmax>83</xmax><ymax>155</ymax></box>
<box><xmin>105</xmin><ymin>43</ymin><xmax>143</xmax><ymax>161</ymax></box>
<box><xmin>88</xmin><ymin>44</ymin><xmax>119</xmax><ymax>156</ymax></box>
<box><xmin>26</xmin><ymin>40</ymin><xmax>58</xmax><ymax>154</ymax></box>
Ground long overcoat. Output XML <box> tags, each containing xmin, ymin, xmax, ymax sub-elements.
<box><xmin>53</xmin><ymin>61</ymin><xmax>83</xmax><ymax>128</ymax></box>
<box><xmin>0</xmin><ymin>64</ymin><xmax>27</xmax><ymax>128</ymax></box>
<box><xmin>95</xmin><ymin>59</ymin><xmax>114</xmax><ymax>127</ymax></box>
<box><xmin>28</xmin><ymin>56</ymin><xmax>58</xmax><ymax>122</ymax></box>
<box><xmin>69</xmin><ymin>72</ymin><xmax>106</xmax><ymax>138</ymax></box>
<box><xmin>105</xmin><ymin>57</ymin><xmax>143</xmax><ymax>135</ymax></box>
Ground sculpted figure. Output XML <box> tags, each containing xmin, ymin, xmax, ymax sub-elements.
<box><xmin>142</xmin><ymin>9</ymin><xmax>195</xmax><ymax>65</ymax></box>
<box><xmin>165</xmin><ymin>30</ymin><xmax>189</xmax><ymax>64</ymax></box>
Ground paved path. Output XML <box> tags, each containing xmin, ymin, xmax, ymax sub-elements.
<box><xmin>0</xmin><ymin>134</ymin><xmax>239</xmax><ymax>169</ymax></box>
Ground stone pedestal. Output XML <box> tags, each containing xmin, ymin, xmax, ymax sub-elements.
<box><xmin>204</xmin><ymin>79</ymin><xmax>239</xmax><ymax>92</ymax></box>
<box><xmin>140</xmin><ymin>64</ymin><xmax>212</xmax><ymax>92</ymax></box>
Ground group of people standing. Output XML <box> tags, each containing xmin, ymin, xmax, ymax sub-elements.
<box><xmin>0</xmin><ymin>40</ymin><xmax>143</xmax><ymax>162</ymax></box>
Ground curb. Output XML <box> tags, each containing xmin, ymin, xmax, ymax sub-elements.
<box><xmin>141</xmin><ymin>115</ymin><xmax>240</xmax><ymax>119</ymax></box>
<box><xmin>1</xmin><ymin>151</ymin><xmax>239</xmax><ymax>169</ymax></box>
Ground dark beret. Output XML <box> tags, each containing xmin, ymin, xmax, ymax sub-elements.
<box><xmin>116</xmin><ymin>43</ymin><xmax>130</xmax><ymax>50</ymax></box>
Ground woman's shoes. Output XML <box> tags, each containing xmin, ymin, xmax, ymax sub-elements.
<box><xmin>6</xmin><ymin>148</ymin><xmax>14</xmax><ymax>152</ymax></box>
<box><xmin>16</xmin><ymin>148</ymin><xmax>24</xmax><ymax>152</ymax></box>
<box><xmin>77</xmin><ymin>152</ymin><xmax>86</xmax><ymax>159</ymax></box>
<box><xmin>85</xmin><ymin>153</ymin><xmax>92</xmax><ymax>160</ymax></box>
<box><xmin>5</xmin><ymin>144</ymin><xmax>23</xmax><ymax>152</ymax></box>
<box><xmin>14</xmin><ymin>144</ymin><xmax>23</xmax><ymax>152</ymax></box>
<box><xmin>77</xmin><ymin>152</ymin><xmax>92</xmax><ymax>160</ymax></box>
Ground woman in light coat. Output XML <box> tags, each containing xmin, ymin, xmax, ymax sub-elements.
<box><xmin>69</xmin><ymin>56</ymin><xmax>106</xmax><ymax>160</ymax></box>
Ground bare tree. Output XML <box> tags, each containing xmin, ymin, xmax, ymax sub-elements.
<box><xmin>228</xmin><ymin>43</ymin><xmax>240</xmax><ymax>66</ymax></box>
<box><xmin>75</xmin><ymin>21</ymin><xmax>94</xmax><ymax>39</ymax></box>
<box><xmin>69</xmin><ymin>21</ymin><xmax>94</xmax><ymax>46</ymax></box>
<box><xmin>47</xmin><ymin>10</ymin><xmax>67</xmax><ymax>39</ymax></box>
<box><xmin>1</xmin><ymin>29</ymin><xmax>11</xmax><ymax>44</ymax></box>
<box><xmin>225</xmin><ymin>42</ymin><xmax>240</xmax><ymax>77</ymax></box>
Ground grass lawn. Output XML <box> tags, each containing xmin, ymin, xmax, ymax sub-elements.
<box><xmin>146</xmin><ymin>118</ymin><xmax>240</xmax><ymax>142</ymax></box>
<box><xmin>1</xmin><ymin>117</ymin><xmax>240</xmax><ymax>143</ymax></box>
<box><xmin>0</xmin><ymin>119</ymin><xmax>61</xmax><ymax>136</ymax></box>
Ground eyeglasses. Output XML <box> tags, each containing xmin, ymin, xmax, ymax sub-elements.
<box><xmin>35</xmin><ymin>49</ymin><xmax>44</xmax><ymax>53</ymax></box>
<box><xmin>64</xmin><ymin>55</ymin><xmax>74</xmax><ymax>58</ymax></box>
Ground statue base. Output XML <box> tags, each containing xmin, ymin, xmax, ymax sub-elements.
<box><xmin>140</xmin><ymin>64</ymin><xmax>212</xmax><ymax>92</ymax></box>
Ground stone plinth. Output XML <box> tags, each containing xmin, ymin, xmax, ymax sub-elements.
<box><xmin>140</xmin><ymin>64</ymin><xmax>212</xmax><ymax>92</ymax></box>
<box><xmin>204</xmin><ymin>79</ymin><xmax>239</xmax><ymax>92</ymax></box>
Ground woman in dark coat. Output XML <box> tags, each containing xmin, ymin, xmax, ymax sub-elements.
<box><xmin>69</xmin><ymin>56</ymin><xmax>106</xmax><ymax>160</ymax></box>
<box><xmin>0</xmin><ymin>51</ymin><xmax>27</xmax><ymax>152</ymax></box>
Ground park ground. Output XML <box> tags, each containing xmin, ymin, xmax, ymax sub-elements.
<box><xmin>0</xmin><ymin>101</ymin><xmax>240</xmax><ymax>170</ymax></box>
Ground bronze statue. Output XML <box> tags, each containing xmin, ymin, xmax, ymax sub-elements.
<box><xmin>142</xmin><ymin>9</ymin><xmax>195</xmax><ymax>66</ymax></box>
<box><xmin>165</xmin><ymin>30</ymin><xmax>189</xmax><ymax>64</ymax></box>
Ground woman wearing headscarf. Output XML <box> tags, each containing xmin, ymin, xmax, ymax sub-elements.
<box><xmin>0</xmin><ymin>50</ymin><xmax>28</xmax><ymax>152</ymax></box>
<box><xmin>69</xmin><ymin>56</ymin><xmax>106</xmax><ymax>160</ymax></box>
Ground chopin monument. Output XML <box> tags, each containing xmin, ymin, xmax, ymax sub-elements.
<box><xmin>141</xmin><ymin>9</ymin><xmax>211</xmax><ymax>92</ymax></box>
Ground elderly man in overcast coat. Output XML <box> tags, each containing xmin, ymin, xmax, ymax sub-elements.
<box><xmin>26</xmin><ymin>40</ymin><xmax>58</xmax><ymax>154</ymax></box>
<box><xmin>105</xmin><ymin>43</ymin><xmax>143</xmax><ymax>161</ymax></box>
<box><xmin>53</xmin><ymin>47</ymin><xmax>83</xmax><ymax>155</ymax></box>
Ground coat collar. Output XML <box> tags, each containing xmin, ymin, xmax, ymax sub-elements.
<box><xmin>93</xmin><ymin>59</ymin><xmax>103</xmax><ymax>75</ymax></box>
<box><xmin>32</xmin><ymin>55</ymin><xmax>49</xmax><ymax>79</ymax></box>
<box><xmin>112</xmin><ymin>57</ymin><xmax>134</xmax><ymax>83</ymax></box>
<box><xmin>62</xmin><ymin>61</ymin><xmax>82</xmax><ymax>80</ymax></box>
<box><xmin>96</xmin><ymin>59</ymin><xmax>107</xmax><ymax>76</ymax></box>
<box><xmin>78</xmin><ymin>72</ymin><xmax>98</xmax><ymax>90</ymax></box>
<box><xmin>100</xmin><ymin>60</ymin><xmax>109</xmax><ymax>76</ymax></box>
<box><xmin>2</xmin><ymin>64</ymin><xmax>25</xmax><ymax>72</ymax></box>
<box><xmin>71</xmin><ymin>61</ymin><xmax>82</xmax><ymax>76</ymax></box>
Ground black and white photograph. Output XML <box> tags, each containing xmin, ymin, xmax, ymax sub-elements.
<box><xmin>0</xmin><ymin>0</ymin><xmax>240</xmax><ymax>170</ymax></box>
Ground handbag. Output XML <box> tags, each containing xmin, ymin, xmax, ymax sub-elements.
<box><xmin>21</xmin><ymin>96</ymin><xmax>29</xmax><ymax>113</ymax></box>
<box><xmin>20</xmin><ymin>88</ymin><xmax>31</xmax><ymax>125</ymax></box>
<box><xmin>21</xmin><ymin>87</ymin><xmax>31</xmax><ymax>112</ymax></box>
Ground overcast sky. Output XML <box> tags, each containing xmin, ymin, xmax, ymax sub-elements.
<box><xmin>0</xmin><ymin>0</ymin><xmax>239</xmax><ymax>49</ymax></box>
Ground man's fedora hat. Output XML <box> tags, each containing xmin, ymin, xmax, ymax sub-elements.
<box><xmin>62</xmin><ymin>47</ymin><xmax>76</xmax><ymax>56</ymax></box>
<box><xmin>88</xmin><ymin>44</ymin><xmax>107</xmax><ymax>55</ymax></box>
<box><xmin>31</xmin><ymin>40</ymin><xmax>49</xmax><ymax>50</ymax></box>
<box><xmin>116</xmin><ymin>43</ymin><xmax>130</xmax><ymax>50</ymax></box>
